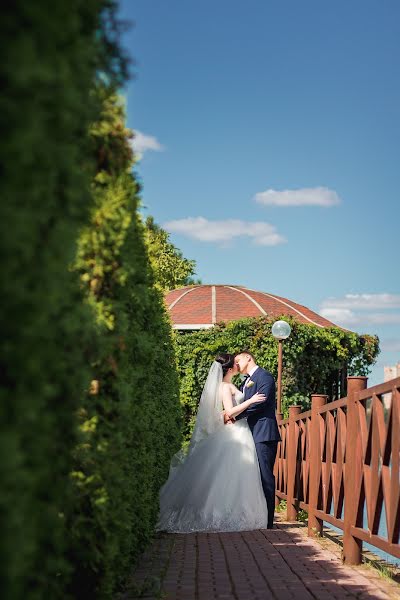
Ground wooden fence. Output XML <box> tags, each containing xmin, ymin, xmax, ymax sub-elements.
<box><xmin>275</xmin><ymin>376</ymin><xmax>400</xmax><ymax>564</ymax></box>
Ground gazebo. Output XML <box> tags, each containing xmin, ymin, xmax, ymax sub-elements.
<box><xmin>165</xmin><ymin>284</ymin><xmax>337</xmax><ymax>330</ymax></box>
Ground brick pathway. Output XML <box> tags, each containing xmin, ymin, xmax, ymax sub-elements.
<box><xmin>121</xmin><ymin>523</ymin><xmax>400</xmax><ymax>600</ymax></box>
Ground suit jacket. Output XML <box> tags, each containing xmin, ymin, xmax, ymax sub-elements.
<box><xmin>236</xmin><ymin>366</ymin><xmax>281</xmax><ymax>443</ymax></box>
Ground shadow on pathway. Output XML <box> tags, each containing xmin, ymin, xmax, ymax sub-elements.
<box><xmin>120</xmin><ymin>522</ymin><xmax>400</xmax><ymax>600</ymax></box>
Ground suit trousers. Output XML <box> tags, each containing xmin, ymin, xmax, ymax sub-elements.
<box><xmin>255</xmin><ymin>440</ymin><xmax>278</xmax><ymax>528</ymax></box>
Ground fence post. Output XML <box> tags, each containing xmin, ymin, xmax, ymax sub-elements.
<box><xmin>343</xmin><ymin>376</ymin><xmax>368</xmax><ymax>564</ymax></box>
<box><xmin>308</xmin><ymin>394</ymin><xmax>328</xmax><ymax>538</ymax></box>
<box><xmin>286</xmin><ymin>405</ymin><xmax>301</xmax><ymax>521</ymax></box>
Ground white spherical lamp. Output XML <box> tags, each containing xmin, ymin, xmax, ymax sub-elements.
<box><xmin>272</xmin><ymin>320</ymin><xmax>291</xmax><ymax>341</ymax></box>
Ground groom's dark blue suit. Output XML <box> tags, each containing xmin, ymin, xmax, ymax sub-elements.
<box><xmin>236</xmin><ymin>366</ymin><xmax>281</xmax><ymax>528</ymax></box>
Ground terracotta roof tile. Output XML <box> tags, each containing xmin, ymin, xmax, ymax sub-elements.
<box><xmin>165</xmin><ymin>284</ymin><xmax>339</xmax><ymax>329</ymax></box>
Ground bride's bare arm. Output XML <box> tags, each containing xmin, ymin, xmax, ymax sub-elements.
<box><xmin>221</xmin><ymin>384</ymin><xmax>265</xmax><ymax>419</ymax></box>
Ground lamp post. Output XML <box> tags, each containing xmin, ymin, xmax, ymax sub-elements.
<box><xmin>272</xmin><ymin>320</ymin><xmax>291</xmax><ymax>415</ymax></box>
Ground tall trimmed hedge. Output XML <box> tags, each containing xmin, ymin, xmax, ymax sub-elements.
<box><xmin>1</xmin><ymin>4</ymin><xmax>180</xmax><ymax>599</ymax></box>
<box><xmin>0</xmin><ymin>2</ymin><xmax>126</xmax><ymax>598</ymax></box>
<box><xmin>174</xmin><ymin>316</ymin><xmax>379</xmax><ymax>443</ymax></box>
<box><xmin>70</xmin><ymin>91</ymin><xmax>182</xmax><ymax>598</ymax></box>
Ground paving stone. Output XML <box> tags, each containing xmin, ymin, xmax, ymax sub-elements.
<box><xmin>121</xmin><ymin>523</ymin><xmax>400</xmax><ymax>600</ymax></box>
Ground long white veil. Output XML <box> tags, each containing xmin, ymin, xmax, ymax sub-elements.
<box><xmin>187</xmin><ymin>361</ymin><xmax>223</xmax><ymax>453</ymax></box>
<box><xmin>168</xmin><ymin>361</ymin><xmax>223</xmax><ymax>474</ymax></box>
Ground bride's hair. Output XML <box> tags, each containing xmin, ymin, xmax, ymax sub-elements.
<box><xmin>215</xmin><ymin>352</ymin><xmax>235</xmax><ymax>376</ymax></box>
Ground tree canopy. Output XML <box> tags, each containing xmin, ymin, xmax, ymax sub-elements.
<box><xmin>144</xmin><ymin>216</ymin><xmax>199</xmax><ymax>292</ymax></box>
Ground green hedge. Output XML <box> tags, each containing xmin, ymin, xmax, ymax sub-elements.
<box><xmin>174</xmin><ymin>316</ymin><xmax>379</xmax><ymax>443</ymax></box>
<box><xmin>70</xmin><ymin>91</ymin><xmax>182</xmax><ymax>598</ymax></box>
<box><xmin>0</xmin><ymin>2</ymin><xmax>125</xmax><ymax>598</ymax></box>
<box><xmin>1</xmin><ymin>5</ymin><xmax>180</xmax><ymax>598</ymax></box>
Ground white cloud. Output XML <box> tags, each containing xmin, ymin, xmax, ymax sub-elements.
<box><xmin>319</xmin><ymin>308</ymin><xmax>359</xmax><ymax>326</ymax></box>
<box><xmin>320</xmin><ymin>293</ymin><xmax>400</xmax><ymax>311</ymax></box>
<box><xmin>163</xmin><ymin>217</ymin><xmax>287</xmax><ymax>246</ymax></box>
<box><xmin>323</xmin><ymin>311</ymin><xmax>400</xmax><ymax>327</ymax></box>
<box><xmin>320</xmin><ymin>293</ymin><xmax>400</xmax><ymax>327</ymax></box>
<box><xmin>254</xmin><ymin>186</ymin><xmax>341</xmax><ymax>207</ymax></box>
<box><xmin>131</xmin><ymin>130</ymin><xmax>164</xmax><ymax>158</ymax></box>
<box><xmin>363</xmin><ymin>314</ymin><xmax>400</xmax><ymax>325</ymax></box>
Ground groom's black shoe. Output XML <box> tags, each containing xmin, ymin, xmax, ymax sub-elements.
<box><xmin>266</xmin><ymin>524</ymin><xmax>275</xmax><ymax>529</ymax></box>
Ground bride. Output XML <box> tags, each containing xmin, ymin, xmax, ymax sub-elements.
<box><xmin>157</xmin><ymin>352</ymin><xmax>270</xmax><ymax>532</ymax></box>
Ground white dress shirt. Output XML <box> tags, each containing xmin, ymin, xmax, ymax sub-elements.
<box><xmin>248</xmin><ymin>365</ymin><xmax>259</xmax><ymax>378</ymax></box>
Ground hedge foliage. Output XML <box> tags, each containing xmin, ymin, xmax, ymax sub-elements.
<box><xmin>0</xmin><ymin>2</ymin><xmax>125</xmax><ymax>598</ymax></box>
<box><xmin>1</xmin><ymin>4</ymin><xmax>181</xmax><ymax>599</ymax></box>
<box><xmin>174</xmin><ymin>316</ymin><xmax>379</xmax><ymax>444</ymax></box>
<box><xmin>70</xmin><ymin>91</ymin><xmax>182</xmax><ymax>598</ymax></box>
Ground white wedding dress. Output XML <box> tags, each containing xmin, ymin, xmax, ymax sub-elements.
<box><xmin>157</xmin><ymin>384</ymin><xmax>269</xmax><ymax>533</ymax></box>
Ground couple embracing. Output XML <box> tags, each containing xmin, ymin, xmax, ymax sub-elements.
<box><xmin>157</xmin><ymin>351</ymin><xmax>281</xmax><ymax>533</ymax></box>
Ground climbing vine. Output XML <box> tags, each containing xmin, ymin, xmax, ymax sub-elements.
<box><xmin>174</xmin><ymin>316</ymin><xmax>379</xmax><ymax>443</ymax></box>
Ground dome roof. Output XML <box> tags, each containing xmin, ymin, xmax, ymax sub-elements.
<box><xmin>165</xmin><ymin>284</ymin><xmax>337</xmax><ymax>329</ymax></box>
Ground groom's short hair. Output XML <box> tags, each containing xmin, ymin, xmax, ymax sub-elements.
<box><xmin>235</xmin><ymin>350</ymin><xmax>256</xmax><ymax>361</ymax></box>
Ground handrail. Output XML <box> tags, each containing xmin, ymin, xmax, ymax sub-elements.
<box><xmin>275</xmin><ymin>376</ymin><xmax>400</xmax><ymax>564</ymax></box>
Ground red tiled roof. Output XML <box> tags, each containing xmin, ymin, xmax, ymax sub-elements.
<box><xmin>165</xmin><ymin>285</ymin><xmax>338</xmax><ymax>329</ymax></box>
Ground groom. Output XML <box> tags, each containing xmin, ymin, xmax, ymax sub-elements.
<box><xmin>234</xmin><ymin>351</ymin><xmax>281</xmax><ymax>529</ymax></box>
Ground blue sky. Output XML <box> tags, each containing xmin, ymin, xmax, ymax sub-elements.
<box><xmin>119</xmin><ymin>0</ymin><xmax>400</xmax><ymax>386</ymax></box>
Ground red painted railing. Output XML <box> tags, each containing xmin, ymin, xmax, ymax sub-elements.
<box><xmin>275</xmin><ymin>376</ymin><xmax>400</xmax><ymax>564</ymax></box>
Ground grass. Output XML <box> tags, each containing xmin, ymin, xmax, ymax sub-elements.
<box><xmin>275</xmin><ymin>499</ymin><xmax>287</xmax><ymax>512</ymax></box>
